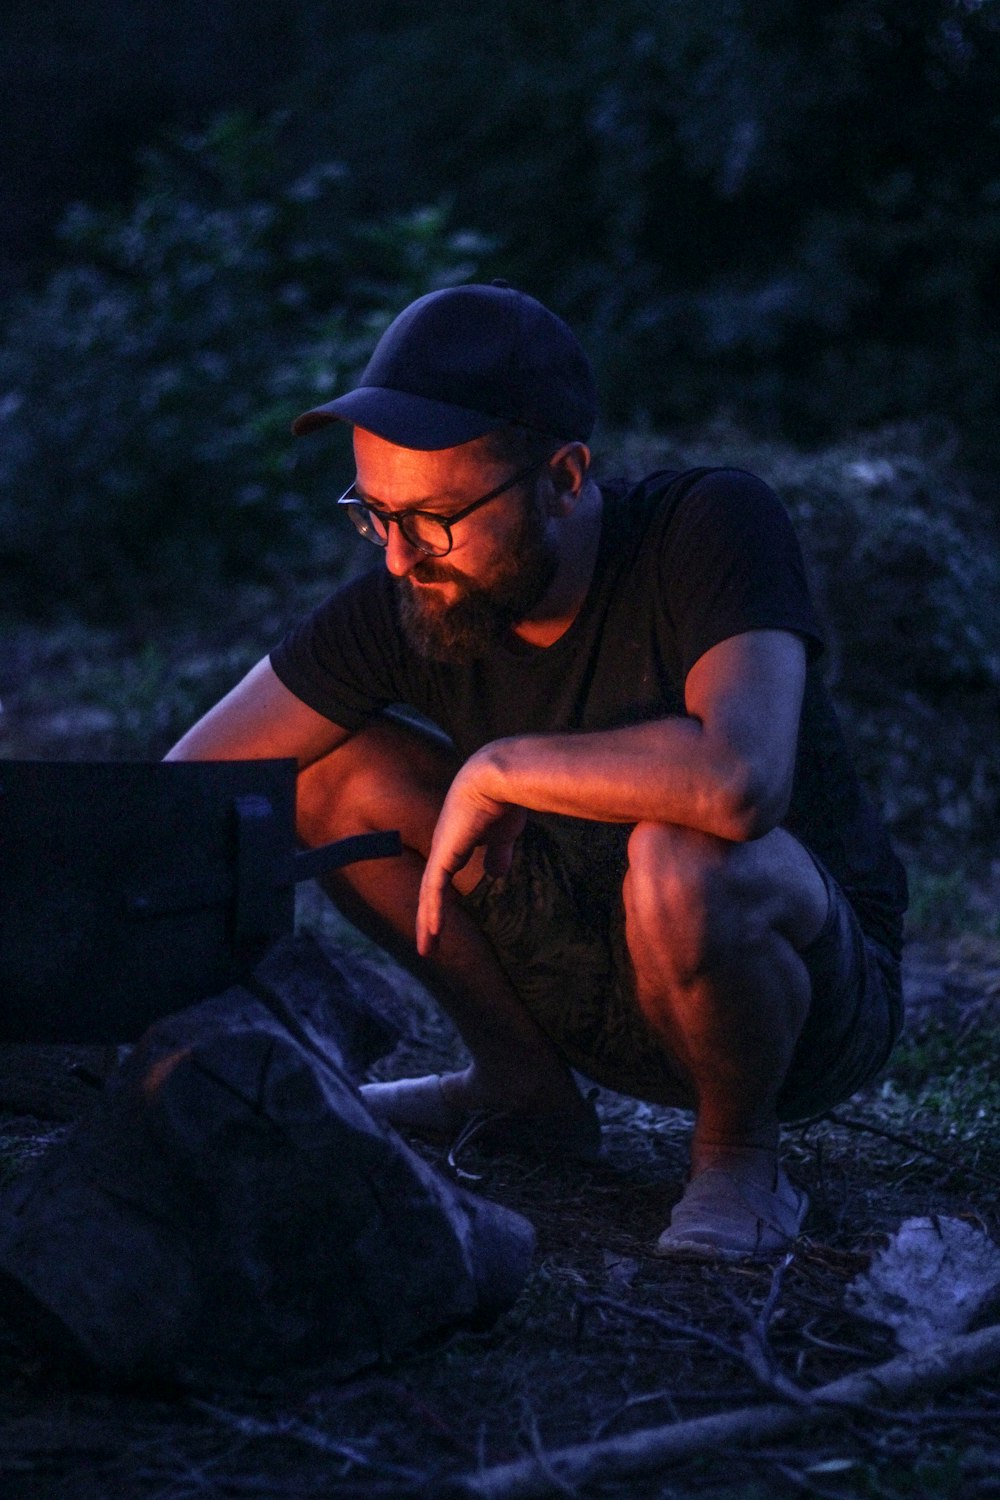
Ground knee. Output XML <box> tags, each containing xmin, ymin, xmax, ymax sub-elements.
<box><xmin>296</xmin><ymin>742</ymin><xmax>368</xmax><ymax>844</ymax></box>
<box><xmin>296</xmin><ymin>716</ymin><xmax>456</xmax><ymax>849</ymax></box>
<box><xmin>623</xmin><ymin>822</ymin><xmax>745</xmax><ymax>980</ymax></box>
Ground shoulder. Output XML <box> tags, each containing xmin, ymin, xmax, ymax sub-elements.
<box><xmin>657</xmin><ymin>465</ymin><xmax>783</xmax><ymax>514</ymax></box>
<box><xmin>600</xmin><ymin>466</ymin><xmax>823</xmax><ymax>674</ymax></box>
<box><xmin>601</xmin><ymin>466</ymin><xmax>796</xmax><ymax>568</ymax></box>
<box><xmin>603</xmin><ymin>466</ymin><xmax>784</xmax><ymax>525</ymax></box>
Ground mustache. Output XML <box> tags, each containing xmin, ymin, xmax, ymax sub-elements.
<box><xmin>408</xmin><ymin>560</ymin><xmax>467</xmax><ymax>586</ymax></box>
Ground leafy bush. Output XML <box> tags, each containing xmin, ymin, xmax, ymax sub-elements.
<box><xmin>282</xmin><ymin>0</ymin><xmax>1000</xmax><ymax>457</ymax></box>
<box><xmin>6</xmin><ymin>3</ymin><xmax>999</xmax><ymax>462</ymax></box>
<box><xmin>0</xmin><ymin>114</ymin><xmax>488</xmax><ymax>623</ymax></box>
<box><xmin>611</xmin><ymin>422</ymin><xmax>1000</xmax><ymax>852</ymax></box>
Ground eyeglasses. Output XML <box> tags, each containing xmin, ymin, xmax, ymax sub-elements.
<box><xmin>336</xmin><ymin>456</ymin><xmax>550</xmax><ymax>557</ymax></box>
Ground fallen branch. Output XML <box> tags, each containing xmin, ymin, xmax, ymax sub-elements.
<box><xmin>446</xmin><ymin>1321</ymin><xmax>1000</xmax><ymax>1500</ymax></box>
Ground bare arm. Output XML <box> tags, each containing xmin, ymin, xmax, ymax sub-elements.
<box><xmin>470</xmin><ymin>629</ymin><xmax>805</xmax><ymax>837</ymax></box>
<box><xmin>416</xmin><ymin>630</ymin><xmax>806</xmax><ymax>953</ymax></box>
<box><xmin>164</xmin><ymin>657</ymin><xmax>350</xmax><ymax>767</ymax></box>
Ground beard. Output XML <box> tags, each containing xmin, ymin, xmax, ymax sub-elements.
<box><xmin>396</xmin><ymin>498</ymin><xmax>558</xmax><ymax>664</ymax></box>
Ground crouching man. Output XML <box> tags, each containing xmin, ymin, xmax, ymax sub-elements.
<box><xmin>167</xmin><ymin>282</ymin><xmax>907</xmax><ymax>1258</ymax></box>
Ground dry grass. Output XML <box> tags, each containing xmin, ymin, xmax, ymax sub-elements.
<box><xmin>0</xmin><ymin>919</ymin><xmax>998</xmax><ymax>1500</ymax></box>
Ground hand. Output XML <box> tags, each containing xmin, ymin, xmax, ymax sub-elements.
<box><xmin>416</xmin><ymin>759</ymin><xmax>526</xmax><ymax>958</ymax></box>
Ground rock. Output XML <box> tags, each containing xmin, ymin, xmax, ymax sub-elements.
<box><xmin>0</xmin><ymin>935</ymin><xmax>535</xmax><ymax>1387</ymax></box>
<box><xmin>845</xmin><ymin>1215</ymin><xmax>1000</xmax><ymax>1351</ymax></box>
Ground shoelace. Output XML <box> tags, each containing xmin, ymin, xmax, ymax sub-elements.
<box><xmin>446</xmin><ymin>1109</ymin><xmax>511</xmax><ymax>1181</ymax></box>
<box><xmin>445</xmin><ymin>1087</ymin><xmax>602</xmax><ymax>1181</ymax></box>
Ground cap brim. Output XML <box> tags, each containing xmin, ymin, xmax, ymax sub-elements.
<box><xmin>291</xmin><ymin>387</ymin><xmax>505</xmax><ymax>450</ymax></box>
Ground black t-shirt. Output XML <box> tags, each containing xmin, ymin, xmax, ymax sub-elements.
<box><xmin>272</xmin><ymin>467</ymin><xmax>908</xmax><ymax>955</ymax></box>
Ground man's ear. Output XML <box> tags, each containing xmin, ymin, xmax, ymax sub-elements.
<box><xmin>545</xmin><ymin>442</ymin><xmax>591</xmax><ymax>514</ymax></box>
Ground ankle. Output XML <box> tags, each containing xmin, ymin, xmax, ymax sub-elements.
<box><xmin>691</xmin><ymin>1133</ymin><xmax>780</xmax><ymax>1187</ymax></box>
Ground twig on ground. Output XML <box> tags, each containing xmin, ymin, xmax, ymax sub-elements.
<box><xmin>718</xmin><ymin>1253</ymin><xmax>807</xmax><ymax>1404</ymax></box>
<box><xmin>187</xmin><ymin>1400</ymin><xmax>421</xmax><ymax>1481</ymax></box>
<box><xmin>577</xmin><ymin>1294</ymin><xmax>752</xmax><ymax>1372</ymax></box>
<box><xmin>314</xmin><ymin>1376</ymin><xmax>480</xmax><ymax>1459</ymax></box>
<box><xmin>800</xmin><ymin>1319</ymin><xmax>873</xmax><ymax>1358</ymax></box>
<box><xmin>578</xmin><ymin>1260</ymin><xmax>808</xmax><ymax>1407</ymax></box>
<box><xmin>766</xmin><ymin>1456</ymin><xmax>852</xmax><ymax>1500</ymax></box>
<box><xmin>519</xmin><ymin>1402</ymin><xmax>577</xmax><ymax>1500</ymax></box>
<box><xmin>819</xmin><ymin>1111</ymin><xmax>998</xmax><ymax>1186</ymax></box>
<box><xmin>445</xmin><ymin>1321</ymin><xmax>1000</xmax><ymax>1500</ymax></box>
<box><xmin>594</xmin><ymin>1390</ymin><xmax>679</xmax><ymax>1440</ymax></box>
<box><xmin>759</xmin><ymin>1252</ymin><xmax>794</xmax><ymax>1329</ymax></box>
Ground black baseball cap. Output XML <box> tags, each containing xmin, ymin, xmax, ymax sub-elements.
<box><xmin>292</xmin><ymin>282</ymin><xmax>597</xmax><ymax>450</ymax></box>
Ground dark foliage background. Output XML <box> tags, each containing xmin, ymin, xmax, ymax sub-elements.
<box><xmin>2</xmin><ymin>0</ymin><xmax>999</xmax><ymax>857</ymax></box>
<box><xmin>5</xmin><ymin>0</ymin><xmax>999</xmax><ymax>445</ymax></box>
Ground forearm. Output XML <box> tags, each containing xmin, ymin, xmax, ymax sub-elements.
<box><xmin>468</xmin><ymin>719</ymin><xmax>782</xmax><ymax>843</ymax></box>
<box><xmin>414</xmin><ymin>715</ymin><xmax>777</xmax><ymax>956</ymax></box>
<box><xmin>415</xmin><ymin>631</ymin><xmax>805</xmax><ymax>954</ymax></box>
<box><xmin>165</xmin><ymin>658</ymin><xmax>350</xmax><ymax>768</ymax></box>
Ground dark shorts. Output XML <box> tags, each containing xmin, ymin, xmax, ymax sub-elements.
<box><xmin>462</xmin><ymin>814</ymin><xmax>903</xmax><ymax>1123</ymax></box>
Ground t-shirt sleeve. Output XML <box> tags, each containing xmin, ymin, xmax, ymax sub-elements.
<box><xmin>658</xmin><ymin>468</ymin><xmax>824</xmax><ymax>681</ymax></box>
<box><xmin>269</xmin><ymin>568</ymin><xmax>406</xmax><ymax>731</ymax></box>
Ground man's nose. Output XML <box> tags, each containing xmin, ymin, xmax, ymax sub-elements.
<box><xmin>383</xmin><ymin>523</ymin><xmax>424</xmax><ymax>577</ymax></box>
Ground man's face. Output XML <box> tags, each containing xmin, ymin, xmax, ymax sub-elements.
<box><xmin>352</xmin><ymin>429</ymin><xmax>557</xmax><ymax>663</ymax></box>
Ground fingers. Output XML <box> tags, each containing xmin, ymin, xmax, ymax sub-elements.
<box><xmin>415</xmin><ymin>815</ymin><xmax>474</xmax><ymax>956</ymax></box>
<box><xmin>416</xmin><ymin>847</ymin><xmax>465</xmax><ymax>957</ymax></box>
<box><xmin>415</xmin><ymin>801</ymin><xmax>526</xmax><ymax>957</ymax></box>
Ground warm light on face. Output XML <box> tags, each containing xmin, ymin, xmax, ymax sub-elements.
<box><xmin>338</xmin><ymin>457</ymin><xmax>552</xmax><ymax>557</ymax></box>
<box><xmin>349</xmin><ymin>432</ymin><xmax>560</xmax><ymax>662</ymax></box>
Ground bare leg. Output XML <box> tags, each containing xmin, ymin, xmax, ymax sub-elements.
<box><xmin>296</xmin><ymin>715</ymin><xmax>587</xmax><ymax>1120</ymax></box>
<box><xmin>623</xmin><ymin>822</ymin><xmax>828</xmax><ymax>1191</ymax></box>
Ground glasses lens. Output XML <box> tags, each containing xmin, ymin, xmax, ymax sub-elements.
<box><xmin>339</xmin><ymin>486</ymin><xmax>454</xmax><ymax>555</ymax></box>
<box><xmin>346</xmin><ymin>502</ymin><xmax>388</xmax><ymax>546</ymax></box>
<box><xmin>400</xmin><ymin>513</ymin><xmax>451</xmax><ymax>556</ymax></box>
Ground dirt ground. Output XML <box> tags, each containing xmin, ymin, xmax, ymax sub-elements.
<box><xmin>0</xmin><ymin>917</ymin><xmax>997</xmax><ymax>1500</ymax></box>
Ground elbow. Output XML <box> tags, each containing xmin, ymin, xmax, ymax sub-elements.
<box><xmin>714</xmin><ymin>760</ymin><xmax>792</xmax><ymax>843</ymax></box>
